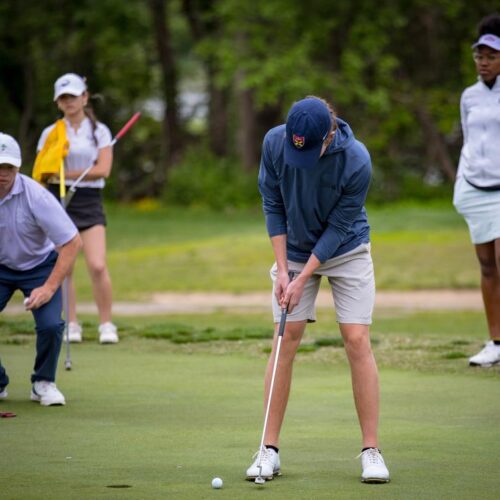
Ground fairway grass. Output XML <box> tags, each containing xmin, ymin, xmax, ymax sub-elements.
<box><xmin>49</xmin><ymin>203</ymin><xmax>478</xmax><ymax>301</ymax></box>
<box><xmin>4</xmin><ymin>203</ymin><xmax>478</xmax><ymax>304</ymax></box>
<box><xmin>1</xmin><ymin>333</ymin><xmax>498</xmax><ymax>499</ymax></box>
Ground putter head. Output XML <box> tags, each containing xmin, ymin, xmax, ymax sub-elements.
<box><xmin>64</xmin><ymin>361</ymin><xmax>72</xmax><ymax>371</ymax></box>
<box><xmin>254</xmin><ymin>465</ymin><xmax>265</xmax><ymax>484</ymax></box>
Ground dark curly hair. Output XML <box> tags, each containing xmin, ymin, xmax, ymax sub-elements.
<box><xmin>477</xmin><ymin>13</ymin><xmax>500</xmax><ymax>37</ymax></box>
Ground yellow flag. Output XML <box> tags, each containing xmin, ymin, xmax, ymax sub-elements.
<box><xmin>32</xmin><ymin>120</ymin><xmax>69</xmax><ymax>185</ymax></box>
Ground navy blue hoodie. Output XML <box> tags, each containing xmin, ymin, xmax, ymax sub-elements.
<box><xmin>258</xmin><ymin>118</ymin><xmax>371</xmax><ymax>263</ymax></box>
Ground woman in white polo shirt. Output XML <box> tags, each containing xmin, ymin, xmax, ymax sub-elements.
<box><xmin>453</xmin><ymin>14</ymin><xmax>500</xmax><ymax>367</ymax></box>
<box><xmin>37</xmin><ymin>73</ymin><xmax>118</xmax><ymax>344</ymax></box>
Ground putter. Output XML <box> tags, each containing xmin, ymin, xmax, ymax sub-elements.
<box><xmin>55</xmin><ymin>159</ymin><xmax>72</xmax><ymax>371</ymax></box>
<box><xmin>255</xmin><ymin>303</ymin><xmax>289</xmax><ymax>485</ymax></box>
<box><xmin>62</xmin><ymin>278</ymin><xmax>72</xmax><ymax>370</ymax></box>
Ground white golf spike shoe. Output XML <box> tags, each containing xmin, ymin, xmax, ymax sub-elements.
<box><xmin>98</xmin><ymin>322</ymin><xmax>119</xmax><ymax>344</ymax></box>
<box><xmin>31</xmin><ymin>381</ymin><xmax>66</xmax><ymax>406</ymax></box>
<box><xmin>359</xmin><ymin>448</ymin><xmax>390</xmax><ymax>483</ymax></box>
<box><xmin>246</xmin><ymin>447</ymin><xmax>280</xmax><ymax>481</ymax></box>
<box><xmin>469</xmin><ymin>341</ymin><xmax>500</xmax><ymax>367</ymax></box>
<box><xmin>67</xmin><ymin>322</ymin><xmax>82</xmax><ymax>343</ymax></box>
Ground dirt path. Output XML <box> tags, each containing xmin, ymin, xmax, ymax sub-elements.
<box><xmin>3</xmin><ymin>289</ymin><xmax>482</xmax><ymax>316</ymax></box>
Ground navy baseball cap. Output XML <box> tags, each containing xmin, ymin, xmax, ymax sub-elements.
<box><xmin>284</xmin><ymin>97</ymin><xmax>332</xmax><ymax>169</ymax></box>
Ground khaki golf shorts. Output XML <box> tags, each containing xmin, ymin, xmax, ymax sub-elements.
<box><xmin>270</xmin><ymin>243</ymin><xmax>375</xmax><ymax>325</ymax></box>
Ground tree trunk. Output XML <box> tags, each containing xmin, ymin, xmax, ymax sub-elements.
<box><xmin>207</xmin><ymin>65</ymin><xmax>229</xmax><ymax>157</ymax></box>
<box><xmin>18</xmin><ymin>59</ymin><xmax>34</xmax><ymax>164</ymax></box>
<box><xmin>394</xmin><ymin>90</ymin><xmax>457</xmax><ymax>182</ymax></box>
<box><xmin>149</xmin><ymin>0</ymin><xmax>183</xmax><ymax>183</ymax></box>
<box><xmin>413</xmin><ymin>105</ymin><xmax>456</xmax><ymax>182</ymax></box>
<box><xmin>236</xmin><ymin>78</ymin><xmax>259</xmax><ymax>171</ymax></box>
<box><xmin>182</xmin><ymin>0</ymin><xmax>229</xmax><ymax>157</ymax></box>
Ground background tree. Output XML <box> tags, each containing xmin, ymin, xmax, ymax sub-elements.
<box><xmin>1</xmin><ymin>0</ymin><xmax>498</xmax><ymax>204</ymax></box>
<box><xmin>149</xmin><ymin>0</ymin><xmax>184</xmax><ymax>181</ymax></box>
<box><xmin>182</xmin><ymin>0</ymin><xmax>231</xmax><ymax>157</ymax></box>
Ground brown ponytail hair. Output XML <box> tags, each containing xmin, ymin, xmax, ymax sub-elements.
<box><xmin>84</xmin><ymin>97</ymin><xmax>98</xmax><ymax>147</ymax></box>
<box><xmin>306</xmin><ymin>95</ymin><xmax>338</xmax><ymax>133</ymax></box>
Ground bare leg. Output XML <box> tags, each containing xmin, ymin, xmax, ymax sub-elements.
<box><xmin>80</xmin><ymin>225</ymin><xmax>113</xmax><ymax>324</ymax></box>
<box><xmin>340</xmin><ymin>323</ymin><xmax>379</xmax><ymax>449</ymax></box>
<box><xmin>475</xmin><ymin>239</ymin><xmax>500</xmax><ymax>340</ymax></box>
<box><xmin>263</xmin><ymin>320</ymin><xmax>307</xmax><ymax>447</ymax></box>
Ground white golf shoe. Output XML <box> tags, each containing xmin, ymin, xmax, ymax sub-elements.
<box><xmin>360</xmin><ymin>448</ymin><xmax>390</xmax><ymax>483</ymax></box>
<box><xmin>0</xmin><ymin>387</ymin><xmax>7</xmax><ymax>399</ymax></box>
<box><xmin>98</xmin><ymin>322</ymin><xmax>119</xmax><ymax>344</ymax></box>
<box><xmin>469</xmin><ymin>341</ymin><xmax>500</xmax><ymax>367</ymax></box>
<box><xmin>67</xmin><ymin>322</ymin><xmax>82</xmax><ymax>343</ymax></box>
<box><xmin>246</xmin><ymin>447</ymin><xmax>281</xmax><ymax>481</ymax></box>
<box><xmin>31</xmin><ymin>381</ymin><xmax>66</xmax><ymax>406</ymax></box>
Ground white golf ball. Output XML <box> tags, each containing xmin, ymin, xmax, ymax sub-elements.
<box><xmin>211</xmin><ymin>477</ymin><xmax>223</xmax><ymax>489</ymax></box>
<box><xmin>24</xmin><ymin>297</ymin><xmax>30</xmax><ymax>306</ymax></box>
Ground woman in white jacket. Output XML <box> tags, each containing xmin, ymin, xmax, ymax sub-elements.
<box><xmin>453</xmin><ymin>14</ymin><xmax>500</xmax><ymax>367</ymax></box>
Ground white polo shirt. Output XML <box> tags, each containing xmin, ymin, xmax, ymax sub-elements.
<box><xmin>37</xmin><ymin>117</ymin><xmax>112</xmax><ymax>189</ymax></box>
<box><xmin>0</xmin><ymin>174</ymin><xmax>77</xmax><ymax>271</ymax></box>
<box><xmin>457</xmin><ymin>77</ymin><xmax>500</xmax><ymax>188</ymax></box>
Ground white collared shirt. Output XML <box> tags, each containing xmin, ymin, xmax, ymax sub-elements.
<box><xmin>37</xmin><ymin>117</ymin><xmax>112</xmax><ymax>189</ymax></box>
<box><xmin>457</xmin><ymin>77</ymin><xmax>500</xmax><ymax>187</ymax></box>
<box><xmin>0</xmin><ymin>174</ymin><xmax>77</xmax><ymax>271</ymax></box>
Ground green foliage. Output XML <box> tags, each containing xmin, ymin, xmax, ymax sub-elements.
<box><xmin>369</xmin><ymin>169</ymin><xmax>455</xmax><ymax>204</ymax></box>
<box><xmin>2</xmin><ymin>0</ymin><xmax>499</xmax><ymax>203</ymax></box>
<box><xmin>163</xmin><ymin>147</ymin><xmax>260</xmax><ymax>209</ymax></box>
<box><xmin>200</xmin><ymin>0</ymin><xmax>332</xmax><ymax>106</ymax></box>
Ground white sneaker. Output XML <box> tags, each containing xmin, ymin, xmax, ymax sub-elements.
<box><xmin>0</xmin><ymin>387</ymin><xmax>7</xmax><ymax>399</ymax></box>
<box><xmin>67</xmin><ymin>322</ymin><xmax>82</xmax><ymax>343</ymax></box>
<box><xmin>99</xmin><ymin>322</ymin><xmax>119</xmax><ymax>344</ymax></box>
<box><xmin>469</xmin><ymin>341</ymin><xmax>500</xmax><ymax>367</ymax></box>
<box><xmin>360</xmin><ymin>448</ymin><xmax>390</xmax><ymax>483</ymax></box>
<box><xmin>31</xmin><ymin>381</ymin><xmax>66</xmax><ymax>406</ymax></box>
<box><xmin>246</xmin><ymin>447</ymin><xmax>281</xmax><ymax>481</ymax></box>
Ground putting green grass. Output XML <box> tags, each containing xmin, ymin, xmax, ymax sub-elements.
<box><xmin>1</xmin><ymin>335</ymin><xmax>498</xmax><ymax>499</ymax></box>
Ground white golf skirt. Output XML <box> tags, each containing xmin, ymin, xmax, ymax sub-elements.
<box><xmin>453</xmin><ymin>176</ymin><xmax>500</xmax><ymax>244</ymax></box>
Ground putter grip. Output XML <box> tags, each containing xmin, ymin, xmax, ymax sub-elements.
<box><xmin>277</xmin><ymin>308</ymin><xmax>287</xmax><ymax>337</ymax></box>
<box><xmin>277</xmin><ymin>271</ymin><xmax>294</xmax><ymax>337</ymax></box>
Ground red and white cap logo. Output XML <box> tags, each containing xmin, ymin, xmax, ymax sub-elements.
<box><xmin>292</xmin><ymin>134</ymin><xmax>305</xmax><ymax>149</ymax></box>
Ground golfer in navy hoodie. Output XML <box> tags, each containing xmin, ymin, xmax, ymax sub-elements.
<box><xmin>246</xmin><ymin>97</ymin><xmax>390</xmax><ymax>484</ymax></box>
